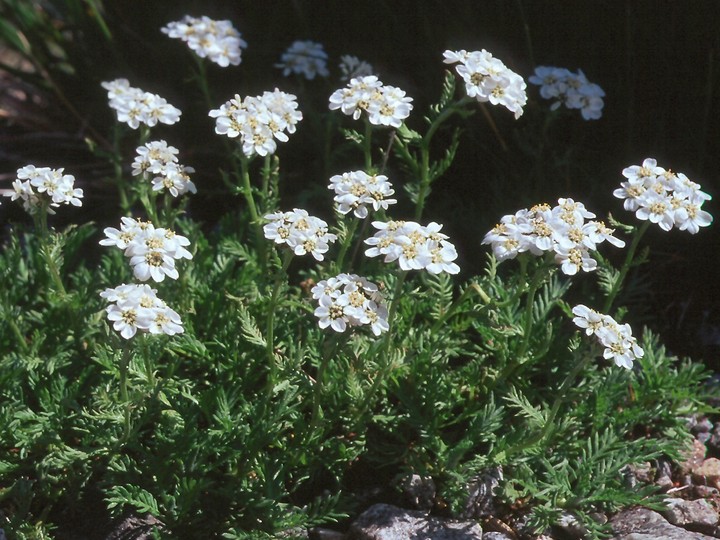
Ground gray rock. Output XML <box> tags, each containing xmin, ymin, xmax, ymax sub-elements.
<box><xmin>679</xmin><ymin>439</ymin><xmax>707</xmax><ymax>475</ymax></box>
<box><xmin>661</xmin><ymin>498</ymin><xmax>719</xmax><ymax>535</ymax></box>
<box><xmin>400</xmin><ymin>474</ymin><xmax>436</xmax><ymax>510</ymax></box>
<box><xmin>554</xmin><ymin>511</ymin><xmax>587</xmax><ymax>538</ymax></box>
<box><xmin>691</xmin><ymin>418</ymin><xmax>713</xmax><ymax>435</ymax></box>
<box><xmin>610</xmin><ymin>506</ymin><xmax>716</xmax><ymax>540</ymax></box>
<box><xmin>309</xmin><ymin>527</ymin><xmax>346</xmax><ymax>540</ymax></box>
<box><xmin>693</xmin><ymin>458</ymin><xmax>720</xmax><ymax>490</ymax></box>
<box><xmin>662</xmin><ymin>497</ymin><xmax>717</xmax><ymax>526</ymax></box>
<box><xmin>693</xmin><ymin>485</ymin><xmax>720</xmax><ymax>499</ymax></box>
<box><xmin>462</xmin><ymin>466</ymin><xmax>503</xmax><ymax>519</ymax></box>
<box><xmin>348</xmin><ymin>503</ymin><xmax>482</xmax><ymax>540</ymax></box>
<box><xmin>105</xmin><ymin>513</ymin><xmax>165</xmax><ymax>540</ymax></box>
<box><xmin>481</xmin><ymin>533</ymin><xmax>516</xmax><ymax>540</ymax></box>
<box><xmin>0</xmin><ymin>528</ymin><xmax>5</xmax><ymax>540</ymax></box>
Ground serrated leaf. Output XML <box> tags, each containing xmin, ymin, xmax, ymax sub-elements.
<box><xmin>226</xmin><ymin>295</ymin><xmax>266</xmax><ymax>348</ymax></box>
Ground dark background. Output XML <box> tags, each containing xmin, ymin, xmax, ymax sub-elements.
<box><xmin>1</xmin><ymin>0</ymin><xmax>719</xmax><ymax>365</ymax></box>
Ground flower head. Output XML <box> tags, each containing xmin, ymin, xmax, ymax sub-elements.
<box><xmin>481</xmin><ymin>198</ymin><xmax>623</xmax><ymax>275</ymax></box>
<box><xmin>100</xmin><ymin>218</ymin><xmax>192</xmax><ymax>282</ymax></box>
<box><xmin>102</xmin><ymin>79</ymin><xmax>181</xmax><ymax>129</ymax></box>
<box><xmin>339</xmin><ymin>55</ymin><xmax>374</xmax><ymax>81</ymax></box>
<box><xmin>328</xmin><ymin>170</ymin><xmax>397</xmax><ymax>218</ymax></box>
<box><xmin>101</xmin><ymin>283</ymin><xmax>184</xmax><ymax>339</ymax></box>
<box><xmin>133</xmin><ymin>140</ymin><xmax>196</xmax><ymax>197</ymax></box>
<box><xmin>444</xmin><ymin>49</ymin><xmax>527</xmax><ymax>118</ymax></box>
<box><xmin>364</xmin><ymin>220</ymin><xmax>460</xmax><ymax>274</ymax></box>
<box><xmin>329</xmin><ymin>76</ymin><xmax>413</xmax><ymax>127</ymax></box>
<box><xmin>209</xmin><ymin>89</ymin><xmax>302</xmax><ymax>157</ymax></box>
<box><xmin>614</xmin><ymin>158</ymin><xmax>713</xmax><ymax>234</ymax></box>
<box><xmin>161</xmin><ymin>15</ymin><xmax>246</xmax><ymax>67</ymax></box>
<box><xmin>571</xmin><ymin>305</ymin><xmax>643</xmax><ymax>369</ymax></box>
<box><xmin>263</xmin><ymin>209</ymin><xmax>337</xmax><ymax>261</ymax></box>
<box><xmin>529</xmin><ymin>66</ymin><xmax>605</xmax><ymax>120</ymax></box>
<box><xmin>276</xmin><ymin>40</ymin><xmax>329</xmax><ymax>80</ymax></box>
<box><xmin>312</xmin><ymin>273</ymin><xmax>388</xmax><ymax>335</ymax></box>
<box><xmin>4</xmin><ymin>165</ymin><xmax>83</xmax><ymax>214</ymax></box>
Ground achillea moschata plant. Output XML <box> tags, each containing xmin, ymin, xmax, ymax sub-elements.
<box><xmin>0</xmin><ymin>10</ymin><xmax>715</xmax><ymax>540</ymax></box>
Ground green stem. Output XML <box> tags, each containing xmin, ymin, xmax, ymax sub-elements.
<box><xmin>309</xmin><ymin>335</ymin><xmax>342</xmax><ymax>433</ymax></box>
<box><xmin>260</xmin><ymin>155</ymin><xmax>272</xmax><ymax>214</ymax></box>
<box><xmin>7</xmin><ymin>316</ymin><xmax>29</xmax><ymax>353</ymax></box>
<box><xmin>119</xmin><ymin>345</ymin><xmax>132</xmax><ymax>443</ymax></box>
<box><xmin>356</xmin><ymin>270</ymin><xmax>408</xmax><ymax>423</ymax></box>
<box><xmin>238</xmin><ymin>155</ymin><xmax>268</xmax><ymax>269</ymax></box>
<box><xmin>265</xmin><ymin>250</ymin><xmax>294</xmax><ymax>397</ymax></box>
<box><xmin>491</xmin><ymin>260</ymin><xmax>552</xmax><ymax>388</ymax></box>
<box><xmin>413</xmin><ymin>100</ymin><xmax>469</xmax><ymax>221</ymax></box>
<box><xmin>34</xmin><ymin>208</ymin><xmax>67</xmax><ymax>296</ymax></box>
<box><xmin>142</xmin><ymin>335</ymin><xmax>156</xmax><ymax>390</ymax></box>
<box><xmin>334</xmin><ymin>218</ymin><xmax>360</xmax><ymax>273</ymax></box>
<box><xmin>602</xmin><ymin>221</ymin><xmax>650</xmax><ymax>313</ymax></box>
<box><xmin>193</xmin><ymin>55</ymin><xmax>216</xmax><ymax>112</ymax></box>
<box><xmin>239</xmin><ymin>156</ymin><xmax>261</xmax><ymax>231</ymax></box>
<box><xmin>506</xmin><ymin>352</ymin><xmax>594</xmax><ymax>457</ymax></box>
<box><xmin>111</xmin><ymin>122</ymin><xmax>131</xmax><ymax>214</ymax></box>
<box><xmin>363</xmin><ymin>119</ymin><xmax>373</xmax><ymax>170</ymax></box>
<box><xmin>430</xmin><ymin>282</ymin><xmax>489</xmax><ymax>334</ymax></box>
<box><xmin>138</xmin><ymin>185</ymin><xmax>159</xmax><ymax>224</ymax></box>
<box><xmin>414</xmin><ymin>139</ymin><xmax>431</xmax><ymax>221</ymax></box>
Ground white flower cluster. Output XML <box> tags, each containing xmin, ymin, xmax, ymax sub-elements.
<box><xmin>339</xmin><ymin>55</ymin><xmax>374</xmax><ymax>81</ymax></box>
<box><xmin>328</xmin><ymin>170</ymin><xmax>397</xmax><ymax>218</ymax></box>
<box><xmin>102</xmin><ymin>79</ymin><xmax>181</xmax><ymax>130</ymax></box>
<box><xmin>5</xmin><ymin>165</ymin><xmax>83</xmax><ymax>214</ymax></box>
<box><xmin>275</xmin><ymin>40</ymin><xmax>329</xmax><ymax>80</ymax></box>
<box><xmin>101</xmin><ymin>283</ymin><xmax>184</xmax><ymax>339</ymax></box>
<box><xmin>572</xmin><ymin>304</ymin><xmax>644</xmax><ymax>369</ymax></box>
<box><xmin>100</xmin><ymin>217</ymin><xmax>192</xmax><ymax>282</ymax></box>
<box><xmin>613</xmin><ymin>158</ymin><xmax>713</xmax><ymax>234</ymax></box>
<box><xmin>132</xmin><ymin>140</ymin><xmax>197</xmax><ymax>197</ymax></box>
<box><xmin>209</xmin><ymin>89</ymin><xmax>303</xmax><ymax>157</ymax></box>
<box><xmin>481</xmin><ymin>198</ymin><xmax>625</xmax><ymax>276</ymax></box>
<box><xmin>528</xmin><ymin>66</ymin><xmax>605</xmax><ymax>120</ymax></box>
<box><xmin>312</xmin><ymin>274</ymin><xmax>389</xmax><ymax>335</ymax></box>
<box><xmin>263</xmin><ymin>209</ymin><xmax>338</xmax><ymax>261</ymax></box>
<box><xmin>161</xmin><ymin>15</ymin><xmax>247</xmax><ymax>67</ymax></box>
<box><xmin>443</xmin><ymin>49</ymin><xmax>527</xmax><ymax>119</ymax></box>
<box><xmin>364</xmin><ymin>220</ymin><xmax>460</xmax><ymax>274</ymax></box>
<box><xmin>329</xmin><ymin>75</ymin><xmax>413</xmax><ymax>128</ymax></box>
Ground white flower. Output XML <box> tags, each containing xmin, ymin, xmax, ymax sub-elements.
<box><xmin>276</xmin><ymin>40</ymin><xmax>329</xmax><ymax>80</ymax></box>
<box><xmin>365</xmin><ymin>220</ymin><xmax>460</xmax><ymax>274</ymax></box>
<box><xmin>133</xmin><ymin>141</ymin><xmax>196</xmax><ymax>197</ymax></box>
<box><xmin>102</xmin><ymin>79</ymin><xmax>181</xmax><ymax>129</ymax></box>
<box><xmin>613</xmin><ymin>177</ymin><xmax>647</xmax><ymax>212</ymax></box>
<box><xmin>209</xmin><ymin>90</ymin><xmax>302</xmax><ymax>157</ymax></box>
<box><xmin>312</xmin><ymin>274</ymin><xmax>388</xmax><ymax>334</ymax></box>
<box><xmin>483</xmin><ymin>198</ymin><xmax>623</xmax><ymax>275</ymax></box>
<box><xmin>635</xmin><ymin>190</ymin><xmax>675</xmax><ymax>231</ymax></box>
<box><xmin>615</xmin><ymin>159</ymin><xmax>712</xmax><ymax>234</ymax></box>
<box><xmin>529</xmin><ymin>66</ymin><xmax>605</xmax><ymax>120</ymax></box>
<box><xmin>554</xmin><ymin>245</ymin><xmax>597</xmax><ymax>275</ymax></box>
<box><xmin>4</xmin><ymin>165</ymin><xmax>83</xmax><ymax>213</ymax></box>
<box><xmin>161</xmin><ymin>16</ymin><xmax>247</xmax><ymax>67</ymax></box>
<box><xmin>329</xmin><ymin>76</ymin><xmax>413</xmax><ymax>126</ymax></box>
<box><xmin>328</xmin><ymin>170</ymin><xmax>397</xmax><ymax>218</ymax></box>
<box><xmin>571</xmin><ymin>304</ymin><xmax>643</xmax><ymax>369</ymax></box>
<box><xmin>444</xmin><ymin>48</ymin><xmax>527</xmax><ymax>118</ymax></box>
<box><xmin>263</xmin><ymin>209</ymin><xmax>337</xmax><ymax>260</ymax></box>
<box><xmin>101</xmin><ymin>283</ymin><xmax>184</xmax><ymax>339</ymax></box>
<box><xmin>339</xmin><ymin>55</ymin><xmax>374</xmax><ymax>81</ymax></box>
<box><xmin>100</xmin><ymin>219</ymin><xmax>192</xmax><ymax>282</ymax></box>
<box><xmin>366</xmin><ymin>85</ymin><xmax>414</xmax><ymax>128</ymax></box>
